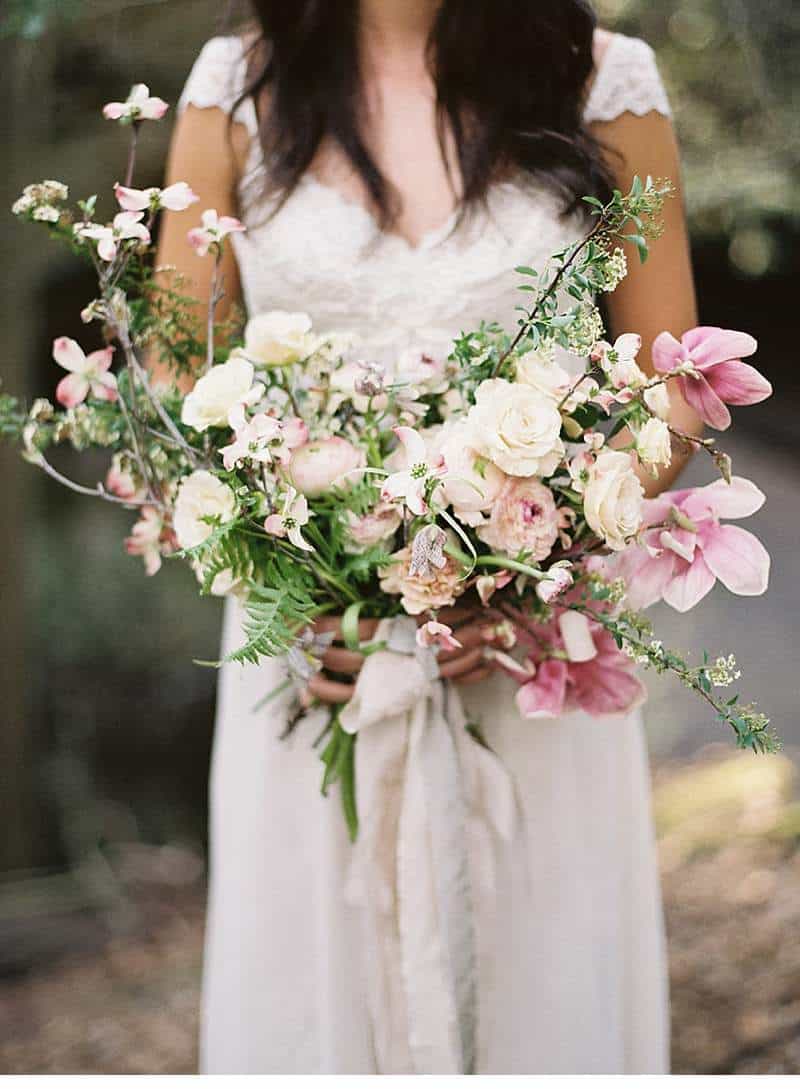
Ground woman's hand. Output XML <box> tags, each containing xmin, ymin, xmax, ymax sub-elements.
<box><xmin>306</xmin><ymin>607</ymin><xmax>495</xmax><ymax>704</ymax></box>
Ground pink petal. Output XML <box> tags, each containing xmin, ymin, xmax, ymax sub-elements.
<box><xmin>651</xmin><ymin>331</ymin><xmax>685</xmax><ymax>374</ymax></box>
<box><xmin>620</xmin><ymin>550</ymin><xmax>676</xmax><ymax>610</ymax></box>
<box><xmin>700</xmin><ymin>524</ymin><xmax>770</xmax><ymax>597</ymax></box>
<box><xmin>659</xmin><ymin>528</ymin><xmax>696</xmax><ymax>563</ymax></box>
<box><xmin>682</xmin><ymin>327</ymin><xmax>757</xmax><ymax>369</ymax></box>
<box><xmin>571</xmin><ymin>659</ymin><xmax>647</xmax><ymax>717</ymax></box>
<box><xmin>187</xmin><ymin>228</ymin><xmax>210</xmax><ymax>255</ymax></box>
<box><xmin>678</xmin><ymin>372</ymin><xmax>731</xmax><ymax>430</ymax></box>
<box><xmin>102</xmin><ymin>102</ymin><xmax>125</xmax><ymax>120</ymax></box>
<box><xmin>705</xmin><ymin>360</ymin><xmax>772</xmax><ymax>406</ymax></box>
<box><xmin>393</xmin><ymin>426</ymin><xmax>427</xmax><ymax>465</ymax></box>
<box><xmin>56</xmin><ymin>372</ymin><xmax>90</xmax><ymax>407</ymax></box>
<box><xmin>142</xmin><ymin>97</ymin><xmax>169</xmax><ymax>120</ymax></box>
<box><xmin>684</xmin><ymin>476</ymin><xmax>765</xmax><ymax>521</ymax></box>
<box><xmin>97</xmin><ymin>235</ymin><xmax>118</xmax><ymax>262</ymax></box>
<box><xmin>515</xmin><ymin>659</ymin><xmax>567</xmax><ymax>719</ymax></box>
<box><xmin>85</xmin><ymin>346</ymin><xmax>115</xmax><ymax>373</ymax></box>
<box><xmin>52</xmin><ymin>336</ymin><xmax>87</xmax><ymax>373</ymax></box>
<box><xmin>614</xmin><ymin>332</ymin><xmax>642</xmax><ymax>358</ymax></box>
<box><xmin>662</xmin><ymin>554</ymin><xmax>717</xmax><ymax>612</ymax></box>
<box><xmin>114</xmin><ymin>184</ymin><xmax>151</xmax><ymax>211</ymax></box>
<box><xmin>90</xmin><ymin>374</ymin><xmax>119</xmax><ymax>402</ymax></box>
<box><xmin>159</xmin><ymin>182</ymin><xmax>199</xmax><ymax>211</ymax></box>
<box><xmin>263</xmin><ymin>514</ymin><xmax>285</xmax><ymax>537</ymax></box>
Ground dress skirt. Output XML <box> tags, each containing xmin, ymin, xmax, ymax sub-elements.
<box><xmin>199</xmin><ymin>597</ymin><xmax>669</xmax><ymax>1074</ymax></box>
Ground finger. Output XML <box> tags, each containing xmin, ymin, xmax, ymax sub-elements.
<box><xmin>313</xmin><ymin>616</ymin><xmax>379</xmax><ymax>642</ymax></box>
<box><xmin>430</xmin><ymin>606</ymin><xmax>479</xmax><ymax>628</ymax></box>
<box><xmin>454</xmin><ymin>666</ymin><xmax>492</xmax><ymax>686</ymax></box>
<box><xmin>438</xmin><ymin>646</ymin><xmax>486</xmax><ymax>679</ymax></box>
<box><xmin>321</xmin><ymin>646</ymin><xmax>365</xmax><ymax>675</ymax></box>
<box><xmin>307</xmin><ymin>673</ymin><xmax>355</xmax><ymax>704</ymax></box>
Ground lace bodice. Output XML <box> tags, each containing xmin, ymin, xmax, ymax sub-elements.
<box><xmin>178</xmin><ymin>32</ymin><xmax>671</xmax><ymax>363</ymax></box>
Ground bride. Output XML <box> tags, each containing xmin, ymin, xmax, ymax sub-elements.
<box><xmin>157</xmin><ymin>0</ymin><xmax>700</xmax><ymax>1074</ymax></box>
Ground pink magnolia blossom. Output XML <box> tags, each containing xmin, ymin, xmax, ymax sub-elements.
<box><xmin>125</xmin><ymin>507</ymin><xmax>166</xmax><ymax>575</ymax></box>
<box><xmin>264</xmin><ymin>487</ymin><xmax>313</xmax><ymax>552</ymax></box>
<box><xmin>52</xmin><ymin>337</ymin><xmax>117</xmax><ymax>407</ymax></box>
<box><xmin>103</xmin><ymin>84</ymin><xmax>168</xmax><ymax>122</ymax></box>
<box><xmin>77</xmin><ymin>211</ymin><xmax>150</xmax><ymax>261</ymax></box>
<box><xmin>187</xmin><ymin>209</ymin><xmax>246</xmax><ymax>256</ymax></box>
<box><xmin>114</xmin><ymin>181</ymin><xmax>198</xmax><ymax>213</ymax></box>
<box><xmin>611</xmin><ymin>476</ymin><xmax>770</xmax><ymax>613</ymax></box>
<box><xmin>381</xmin><ymin>426</ymin><xmax>446</xmax><ymax>516</ymax></box>
<box><xmin>416</xmin><ymin>621</ymin><xmax>462</xmax><ymax>652</ymax></box>
<box><xmin>652</xmin><ymin>326</ymin><xmax>772</xmax><ymax>430</ymax></box>
<box><xmin>503</xmin><ymin>612</ymin><xmax>646</xmax><ymax>719</ymax></box>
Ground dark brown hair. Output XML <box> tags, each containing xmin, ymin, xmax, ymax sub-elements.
<box><xmin>237</xmin><ymin>0</ymin><xmax>612</xmax><ymax>227</ymax></box>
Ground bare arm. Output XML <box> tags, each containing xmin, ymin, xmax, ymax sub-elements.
<box><xmin>590</xmin><ymin>107</ymin><xmax>703</xmax><ymax>495</ymax></box>
<box><xmin>153</xmin><ymin>104</ymin><xmax>249</xmax><ymax>387</ymax></box>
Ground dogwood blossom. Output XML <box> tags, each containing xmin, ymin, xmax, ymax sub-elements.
<box><xmin>77</xmin><ymin>212</ymin><xmax>150</xmax><ymax>262</ymax></box>
<box><xmin>381</xmin><ymin>426</ymin><xmax>446</xmax><ymax>516</ymax></box>
<box><xmin>103</xmin><ymin>84</ymin><xmax>168</xmax><ymax>122</ymax></box>
<box><xmin>52</xmin><ymin>337</ymin><xmax>117</xmax><ymax>407</ymax></box>
<box><xmin>416</xmin><ymin>621</ymin><xmax>462</xmax><ymax>652</ymax></box>
<box><xmin>264</xmin><ymin>487</ymin><xmax>313</xmax><ymax>551</ymax></box>
<box><xmin>187</xmin><ymin>209</ymin><xmax>246</xmax><ymax>256</ymax></box>
<box><xmin>114</xmin><ymin>181</ymin><xmax>198</xmax><ymax>213</ymax></box>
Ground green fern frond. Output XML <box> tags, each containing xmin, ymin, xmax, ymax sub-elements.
<box><xmin>225</xmin><ymin>582</ymin><xmax>317</xmax><ymax>666</ymax></box>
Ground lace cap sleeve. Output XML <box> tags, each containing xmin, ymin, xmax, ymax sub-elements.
<box><xmin>177</xmin><ymin>36</ymin><xmax>258</xmax><ymax>133</ymax></box>
<box><xmin>584</xmin><ymin>34</ymin><xmax>671</xmax><ymax>124</ymax></box>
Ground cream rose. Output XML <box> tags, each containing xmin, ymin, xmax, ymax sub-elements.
<box><xmin>514</xmin><ymin>350</ymin><xmax>571</xmax><ymax>402</ymax></box>
<box><xmin>583</xmin><ymin>450</ymin><xmax>644</xmax><ymax>551</ymax></box>
<box><xmin>467</xmin><ymin>377</ymin><xmax>564</xmax><ymax>477</ymax></box>
<box><xmin>635</xmin><ymin>417</ymin><xmax>672</xmax><ymax>469</ymax></box>
<box><xmin>476</xmin><ymin>477</ymin><xmax>559</xmax><ymax>560</ymax></box>
<box><xmin>288</xmin><ymin>437</ymin><xmax>365</xmax><ymax>497</ymax></box>
<box><xmin>181</xmin><ymin>357</ymin><xmax>260</xmax><ymax>432</ymax></box>
<box><xmin>436</xmin><ymin>419</ymin><xmax>507</xmax><ymax>514</ymax></box>
<box><xmin>240</xmin><ymin>310</ymin><xmax>314</xmax><ymax>366</ymax></box>
<box><xmin>173</xmin><ymin>470</ymin><xmax>237</xmax><ymax>549</ymax></box>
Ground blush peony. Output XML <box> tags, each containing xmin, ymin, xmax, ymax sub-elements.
<box><xmin>477</xmin><ymin>477</ymin><xmax>559</xmax><ymax>561</ymax></box>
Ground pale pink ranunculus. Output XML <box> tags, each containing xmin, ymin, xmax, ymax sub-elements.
<box><xmin>114</xmin><ymin>181</ymin><xmax>198</xmax><ymax>213</ymax></box>
<box><xmin>187</xmin><ymin>209</ymin><xmax>246</xmax><ymax>256</ymax></box>
<box><xmin>125</xmin><ymin>506</ymin><xmax>166</xmax><ymax>576</ymax></box>
<box><xmin>288</xmin><ymin>436</ymin><xmax>365</xmax><ymax>497</ymax></box>
<box><xmin>477</xmin><ymin>477</ymin><xmax>559</xmax><ymax>561</ymax></box>
<box><xmin>103</xmin><ymin>84</ymin><xmax>168</xmax><ymax>122</ymax></box>
<box><xmin>416</xmin><ymin>621</ymin><xmax>462</xmax><ymax>652</ymax></box>
<box><xmin>379</xmin><ymin>546</ymin><xmax>465</xmax><ymax>616</ymax></box>
<box><xmin>652</xmin><ymin>326</ymin><xmax>772</xmax><ymax>431</ymax></box>
<box><xmin>52</xmin><ymin>337</ymin><xmax>117</xmax><ymax>407</ymax></box>
<box><xmin>344</xmin><ymin>502</ymin><xmax>402</xmax><ymax>553</ymax></box>
<box><xmin>608</xmin><ymin>475</ymin><xmax>770</xmax><ymax>613</ymax></box>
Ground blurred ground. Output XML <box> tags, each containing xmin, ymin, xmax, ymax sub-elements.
<box><xmin>2</xmin><ymin>747</ymin><xmax>800</xmax><ymax>1075</ymax></box>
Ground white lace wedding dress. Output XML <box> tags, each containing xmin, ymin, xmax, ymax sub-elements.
<box><xmin>179</xmin><ymin>32</ymin><xmax>673</xmax><ymax>1075</ymax></box>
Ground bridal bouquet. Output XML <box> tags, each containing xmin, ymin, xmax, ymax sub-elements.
<box><xmin>4</xmin><ymin>86</ymin><xmax>777</xmax><ymax>836</ymax></box>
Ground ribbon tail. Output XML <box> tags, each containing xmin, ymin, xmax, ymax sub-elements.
<box><xmin>397</xmin><ymin>685</ymin><xmax>476</xmax><ymax>1074</ymax></box>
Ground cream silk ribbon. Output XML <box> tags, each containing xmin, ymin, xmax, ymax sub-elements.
<box><xmin>340</xmin><ymin>617</ymin><xmax>517</xmax><ymax>1074</ymax></box>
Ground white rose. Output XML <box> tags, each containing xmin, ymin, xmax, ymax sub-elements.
<box><xmin>635</xmin><ymin>417</ymin><xmax>672</xmax><ymax>469</ymax></box>
<box><xmin>515</xmin><ymin>350</ymin><xmax>571</xmax><ymax>401</ymax></box>
<box><xmin>436</xmin><ymin>419</ymin><xmax>507</xmax><ymax>513</ymax></box>
<box><xmin>466</xmin><ymin>377</ymin><xmax>565</xmax><ymax>478</ymax></box>
<box><xmin>173</xmin><ymin>470</ymin><xmax>237</xmax><ymax>549</ymax></box>
<box><xmin>583</xmin><ymin>450</ymin><xmax>644</xmax><ymax>551</ymax></box>
<box><xmin>181</xmin><ymin>357</ymin><xmax>259</xmax><ymax>432</ymax></box>
<box><xmin>643</xmin><ymin>382</ymin><xmax>671</xmax><ymax>420</ymax></box>
<box><xmin>288</xmin><ymin>437</ymin><xmax>365</xmax><ymax>497</ymax></box>
<box><xmin>241</xmin><ymin>310</ymin><xmax>314</xmax><ymax>366</ymax></box>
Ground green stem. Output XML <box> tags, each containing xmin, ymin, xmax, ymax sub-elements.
<box><xmin>445</xmin><ymin>542</ymin><xmax>546</xmax><ymax>581</ymax></box>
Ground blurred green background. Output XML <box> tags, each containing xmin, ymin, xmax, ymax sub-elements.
<box><xmin>0</xmin><ymin>0</ymin><xmax>799</xmax><ymax>1073</ymax></box>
